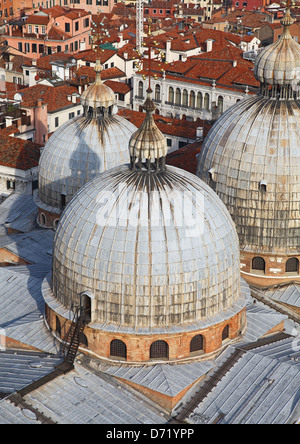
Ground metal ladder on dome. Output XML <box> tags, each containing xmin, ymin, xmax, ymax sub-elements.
<box><xmin>63</xmin><ymin>306</ymin><xmax>87</xmax><ymax>368</ymax></box>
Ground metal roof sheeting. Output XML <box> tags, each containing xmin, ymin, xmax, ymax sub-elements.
<box><xmin>185</xmin><ymin>337</ymin><xmax>300</xmax><ymax>424</ymax></box>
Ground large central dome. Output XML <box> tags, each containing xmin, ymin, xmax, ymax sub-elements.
<box><xmin>52</xmin><ymin>164</ymin><xmax>242</xmax><ymax>329</ymax></box>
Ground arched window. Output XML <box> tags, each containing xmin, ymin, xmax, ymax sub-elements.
<box><xmin>81</xmin><ymin>293</ymin><xmax>92</xmax><ymax>323</ymax></box>
<box><xmin>155</xmin><ymin>84</ymin><xmax>161</xmax><ymax>101</ymax></box>
<box><xmin>55</xmin><ymin>316</ymin><xmax>61</xmax><ymax>338</ymax></box>
<box><xmin>190</xmin><ymin>90</ymin><xmax>195</xmax><ymax>108</ymax></box>
<box><xmin>222</xmin><ymin>325</ymin><xmax>229</xmax><ymax>342</ymax></box>
<box><xmin>197</xmin><ymin>92</ymin><xmax>203</xmax><ymax>109</ymax></box>
<box><xmin>285</xmin><ymin>258</ymin><xmax>299</xmax><ymax>274</ymax></box>
<box><xmin>252</xmin><ymin>257</ymin><xmax>266</xmax><ymax>273</ymax></box>
<box><xmin>182</xmin><ymin>89</ymin><xmax>188</xmax><ymax>106</ymax></box>
<box><xmin>79</xmin><ymin>333</ymin><xmax>88</xmax><ymax>347</ymax></box>
<box><xmin>150</xmin><ymin>340</ymin><xmax>169</xmax><ymax>359</ymax></box>
<box><xmin>204</xmin><ymin>93</ymin><xmax>210</xmax><ymax>110</ymax></box>
<box><xmin>138</xmin><ymin>81</ymin><xmax>144</xmax><ymax>98</ymax></box>
<box><xmin>168</xmin><ymin>86</ymin><xmax>174</xmax><ymax>103</ymax></box>
<box><xmin>110</xmin><ymin>339</ymin><xmax>127</xmax><ymax>360</ymax></box>
<box><xmin>40</xmin><ymin>213</ymin><xmax>46</xmax><ymax>226</ymax></box>
<box><xmin>190</xmin><ymin>335</ymin><xmax>204</xmax><ymax>354</ymax></box>
<box><xmin>175</xmin><ymin>88</ymin><xmax>181</xmax><ymax>105</ymax></box>
<box><xmin>217</xmin><ymin>96</ymin><xmax>224</xmax><ymax>114</ymax></box>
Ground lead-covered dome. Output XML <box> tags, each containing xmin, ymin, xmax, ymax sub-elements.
<box><xmin>197</xmin><ymin>94</ymin><xmax>300</xmax><ymax>254</ymax></box>
<box><xmin>197</xmin><ymin>5</ymin><xmax>300</xmax><ymax>285</ymax></box>
<box><xmin>36</xmin><ymin>60</ymin><xmax>136</xmax><ymax>227</ymax></box>
<box><xmin>254</xmin><ymin>9</ymin><xmax>300</xmax><ymax>86</ymax></box>
<box><xmin>52</xmin><ymin>164</ymin><xmax>243</xmax><ymax>330</ymax></box>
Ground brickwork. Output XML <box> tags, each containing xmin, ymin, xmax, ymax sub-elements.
<box><xmin>38</xmin><ymin>207</ymin><xmax>60</xmax><ymax>230</ymax></box>
<box><xmin>240</xmin><ymin>251</ymin><xmax>300</xmax><ymax>287</ymax></box>
<box><xmin>46</xmin><ymin>303</ymin><xmax>247</xmax><ymax>363</ymax></box>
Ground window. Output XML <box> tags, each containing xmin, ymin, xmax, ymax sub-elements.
<box><xmin>75</xmin><ymin>21</ymin><xmax>79</xmax><ymax>31</ymax></box>
<box><xmin>55</xmin><ymin>316</ymin><xmax>61</xmax><ymax>338</ymax></box>
<box><xmin>168</xmin><ymin>86</ymin><xmax>174</xmax><ymax>103</ymax></box>
<box><xmin>155</xmin><ymin>84</ymin><xmax>160</xmax><ymax>101</ymax></box>
<box><xmin>252</xmin><ymin>257</ymin><xmax>265</xmax><ymax>273</ymax></box>
<box><xmin>259</xmin><ymin>181</ymin><xmax>267</xmax><ymax>192</ymax></box>
<box><xmin>197</xmin><ymin>92</ymin><xmax>203</xmax><ymax>109</ymax></box>
<box><xmin>217</xmin><ymin>96</ymin><xmax>224</xmax><ymax>114</ymax></box>
<box><xmin>84</xmin><ymin>18</ymin><xmax>89</xmax><ymax>28</ymax></box>
<box><xmin>204</xmin><ymin>93</ymin><xmax>210</xmax><ymax>110</ymax></box>
<box><xmin>65</xmin><ymin>22</ymin><xmax>70</xmax><ymax>33</ymax></box>
<box><xmin>190</xmin><ymin>335</ymin><xmax>204</xmax><ymax>354</ymax></box>
<box><xmin>7</xmin><ymin>180</ymin><xmax>15</xmax><ymax>190</ymax></box>
<box><xmin>175</xmin><ymin>88</ymin><xmax>181</xmax><ymax>105</ymax></box>
<box><xmin>150</xmin><ymin>340</ymin><xmax>169</xmax><ymax>360</ymax></box>
<box><xmin>18</xmin><ymin>42</ymin><xmax>22</xmax><ymax>52</ymax></box>
<box><xmin>40</xmin><ymin>213</ymin><xmax>46</xmax><ymax>226</ymax></box>
<box><xmin>34</xmin><ymin>25</ymin><xmax>39</xmax><ymax>34</ymax></box>
<box><xmin>69</xmin><ymin>112</ymin><xmax>75</xmax><ymax>120</ymax></box>
<box><xmin>285</xmin><ymin>258</ymin><xmax>299</xmax><ymax>274</ymax></box>
<box><xmin>222</xmin><ymin>325</ymin><xmax>229</xmax><ymax>342</ymax></box>
<box><xmin>182</xmin><ymin>89</ymin><xmax>188</xmax><ymax>106</ymax></box>
<box><xmin>55</xmin><ymin>116</ymin><xmax>59</xmax><ymax>128</ymax></box>
<box><xmin>110</xmin><ymin>339</ymin><xmax>127</xmax><ymax>360</ymax></box>
<box><xmin>190</xmin><ymin>90</ymin><xmax>195</xmax><ymax>108</ymax></box>
<box><xmin>28</xmin><ymin>24</ymin><xmax>32</xmax><ymax>33</ymax></box>
<box><xmin>61</xmin><ymin>194</ymin><xmax>66</xmax><ymax>209</ymax></box>
<box><xmin>41</xmin><ymin>26</ymin><xmax>46</xmax><ymax>34</ymax></box>
<box><xmin>167</xmin><ymin>138</ymin><xmax>172</xmax><ymax>147</ymax></box>
<box><xmin>32</xmin><ymin>43</ymin><xmax>37</xmax><ymax>53</ymax></box>
<box><xmin>138</xmin><ymin>81</ymin><xmax>143</xmax><ymax>98</ymax></box>
<box><xmin>81</xmin><ymin>293</ymin><xmax>92</xmax><ymax>323</ymax></box>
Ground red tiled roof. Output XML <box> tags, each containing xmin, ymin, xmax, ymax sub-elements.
<box><xmin>104</xmin><ymin>80</ymin><xmax>131</xmax><ymax>95</ymax></box>
<box><xmin>26</xmin><ymin>14</ymin><xmax>50</xmax><ymax>25</ymax></box>
<box><xmin>0</xmin><ymin>134</ymin><xmax>41</xmax><ymax>170</ymax></box>
<box><xmin>7</xmin><ymin>84</ymin><xmax>80</xmax><ymax>112</ymax></box>
<box><xmin>166</xmin><ymin>140</ymin><xmax>203</xmax><ymax>174</ymax></box>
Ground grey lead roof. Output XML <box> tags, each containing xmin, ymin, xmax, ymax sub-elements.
<box><xmin>184</xmin><ymin>337</ymin><xmax>300</xmax><ymax>424</ymax></box>
<box><xmin>19</xmin><ymin>364</ymin><xmax>170</xmax><ymax>424</ymax></box>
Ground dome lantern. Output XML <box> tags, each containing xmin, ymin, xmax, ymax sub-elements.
<box><xmin>129</xmin><ymin>88</ymin><xmax>168</xmax><ymax>173</ymax></box>
<box><xmin>254</xmin><ymin>1</ymin><xmax>300</xmax><ymax>99</ymax></box>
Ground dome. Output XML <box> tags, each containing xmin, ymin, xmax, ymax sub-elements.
<box><xmin>197</xmin><ymin>94</ymin><xmax>300</xmax><ymax>254</ymax></box>
<box><xmin>197</xmin><ymin>4</ymin><xmax>300</xmax><ymax>285</ymax></box>
<box><xmin>52</xmin><ymin>164</ymin><xmax>243</xmax><ymax>331</ymax></box>
<box><xmin>254</xmin><ymin>9</ymin><xmax>300</xmax><ymax>86</ymax></box>
<box><xmin>80</xmin><ymin>59</ymin><xmax>116</xmax><ymax>109</ymax></box>
<box><xmin>38</xmin><ymin>115</ymin><xmax>136</xmax><ymax>212</ymax></box>
<box><xmin>36</xmin><ymin>59</ymin><xmax>136</xmax><ymax>224</ymax></box>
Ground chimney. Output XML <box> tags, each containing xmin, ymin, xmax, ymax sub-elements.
<box><xmin>37</xmin><ymin>98</ymin><xmax>43</xmax><ymax>108</ymax></box>
<box><xmin>196</xmin><ymin>127</ymin><xmax>203</xmax><ymax>139</ymax></box>
<box><xmin>206</xmin><ymin>39</ymin><xmax>214</xmax><ymax>52</ymax></box>
<box><xmin>32</xmin><ymin>59</ymin><xmax>37</xmax><ymax>66</ymax></box>
<box><xmin>124</xmin><ymin>52</ymin><xmax>128</xmax><ymax>59</ymax></box>
<box><xmin>233</xmin><ymin>60</ymin><xmax>237</xmax><ymax>67</ymax></box>
<box><xmin>166</xmin><ymin>39</ymin><xmax>171</xmax><ymax>63</ymax></box>
<box><xmin>5</xmin><ymin>116</ymin><xmax>13</xmax><ymax>128</ymax></box>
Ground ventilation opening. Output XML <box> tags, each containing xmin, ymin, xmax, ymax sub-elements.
<box><xmin>190</xmin><ymin>335</ymin><xmax>204</xmax><ymax>355</ymax></box>
<box><xmin>252</xmin><ymin>256</ymin><xmax>266</xmax><ymax>275</ymax></box>
<box><xmin>285</xmin><ymin>258</ymin><xmax>299</xmax><ymax>275</ymax></box>
<box><xmin>150</xmin><ymin>340</ymin><xmax>169</xmax><ymax>360</ymax></box>
<box><xmin>110</xmin><ymin>339</ymin><xmax>127</xmax><ymax>360</ymax></box>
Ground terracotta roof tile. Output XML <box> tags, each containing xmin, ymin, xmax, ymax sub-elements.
<box><xmin>0</xmin><ymin>134</ymin><xmax>41</xmax><ymax>170</ymax></box>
